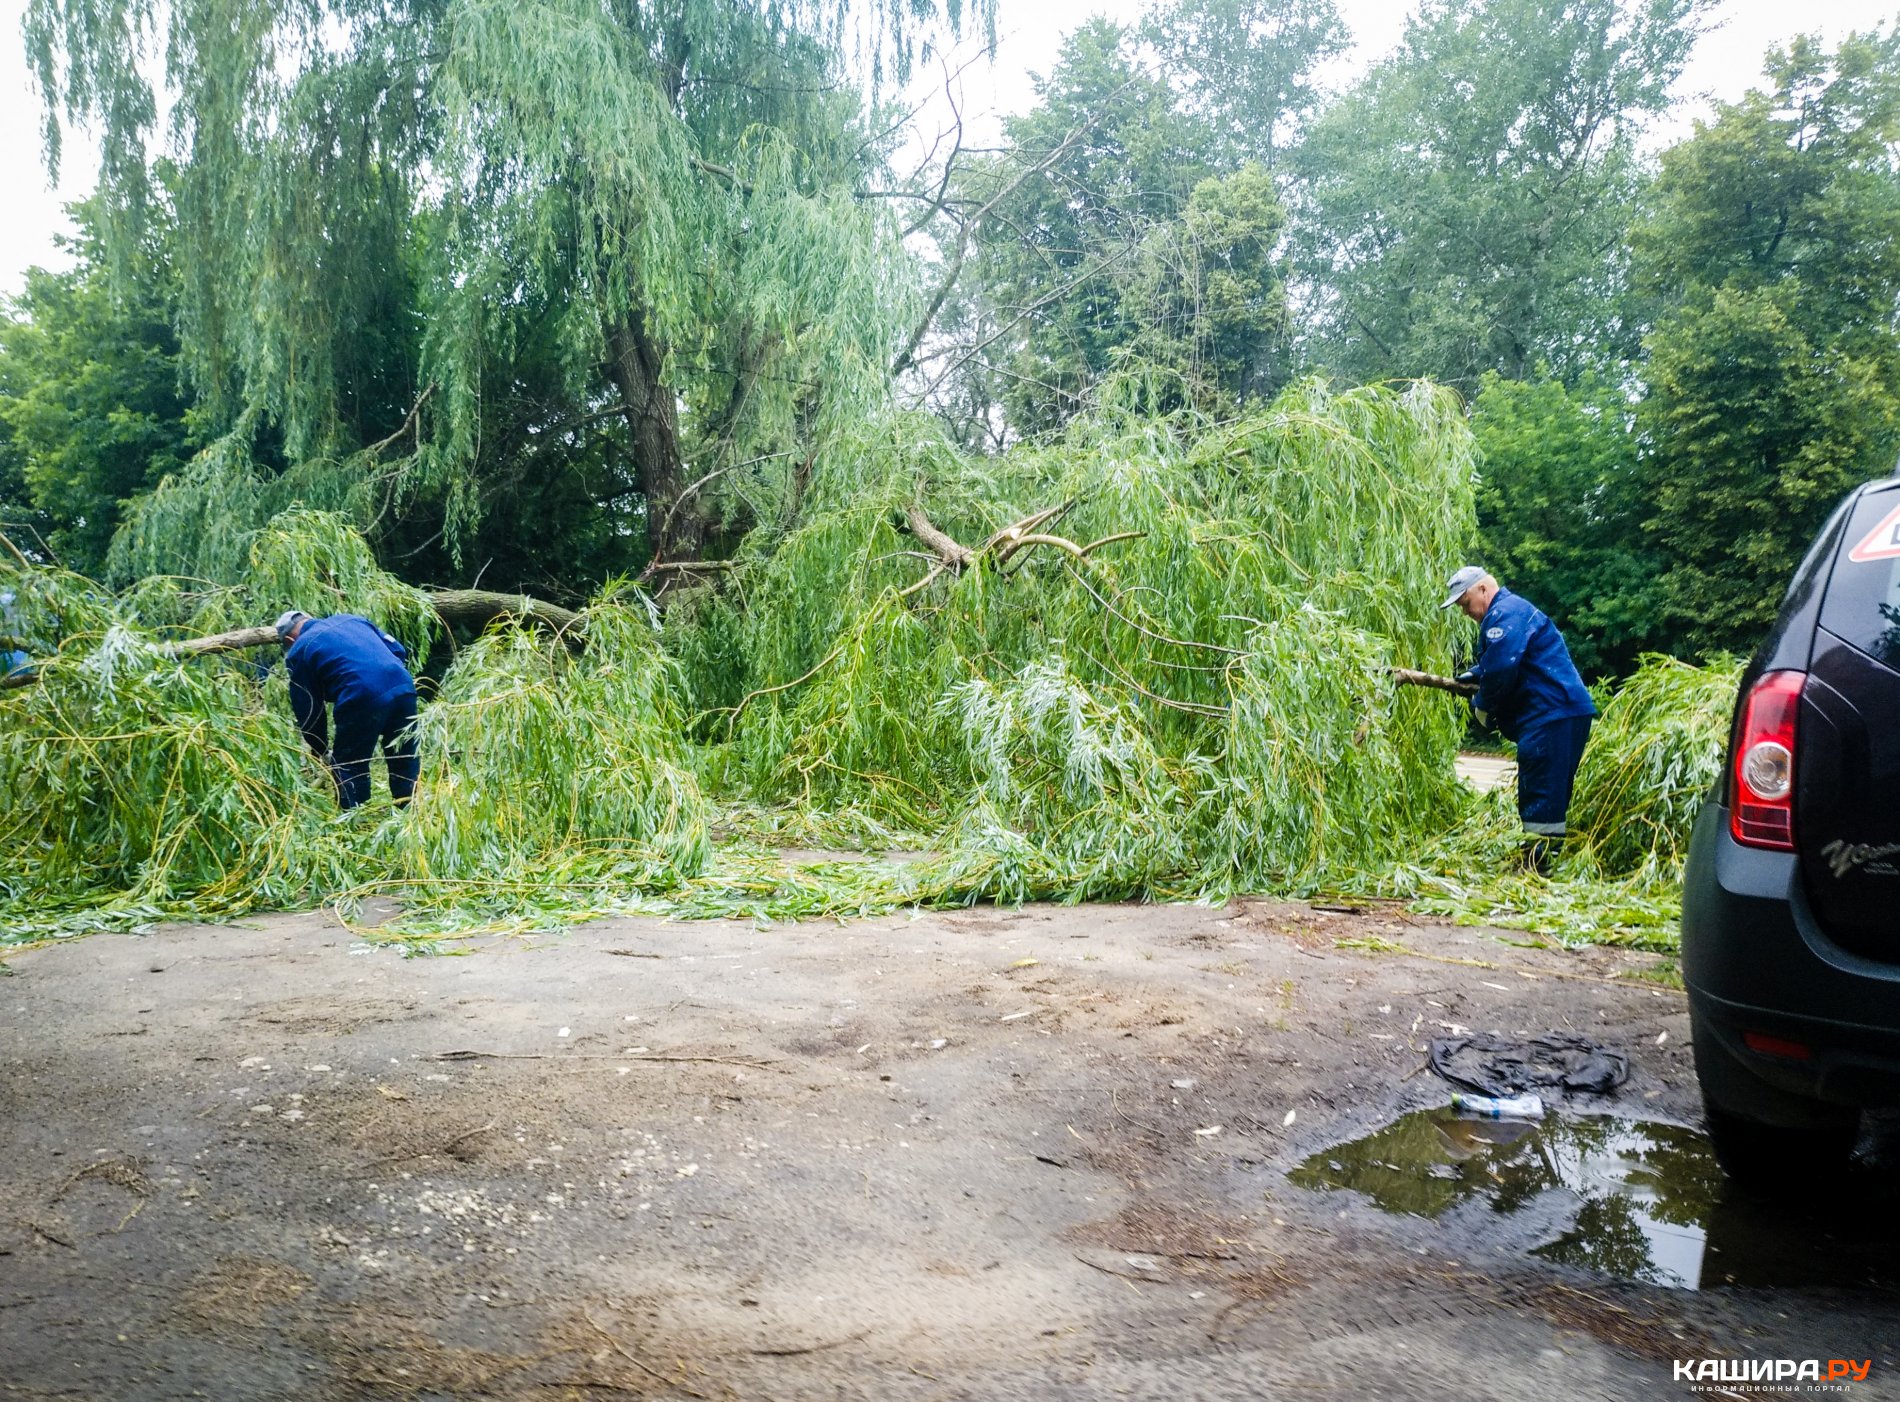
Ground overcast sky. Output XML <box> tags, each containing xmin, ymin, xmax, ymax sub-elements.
<box><xmin>2</xmin><ymin>0</ymin><xmax>1897</xmax><ymax>296</ymax></box>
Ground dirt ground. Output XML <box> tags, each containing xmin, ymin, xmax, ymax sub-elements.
<box><xmin>2</xmin><ymin>898</ymin><xmax>1896</xmax><ymax>1401</ymax></box>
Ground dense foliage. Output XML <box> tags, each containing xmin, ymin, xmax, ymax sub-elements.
<box><xmin>1635</xmin><ymin>31</ymin><xmax>1900</xmax><ymax>655</ymax></box>
<box><xmin>725</xmin><ymin>381</ymin><xmax>1473</xmax><ymax>895</ymax></box>
<box><xmin>3</xmin><ymin>388</ymin><xmax>1734</xmax><ymax>950</ymax></box>
<box><xmin>22</xmin><ymin>0</ymin><xmax>993</xmax><ymax>588</ymax></box>
<box><xmin>1469</xmin><ymin>375</ymin><xmax>1653</xmax><ymax>677</ymax></box>
<box><xmin>12</xmin><ymin>2</ymin><xmax>1900</xmax><ymax>670</ymax></box>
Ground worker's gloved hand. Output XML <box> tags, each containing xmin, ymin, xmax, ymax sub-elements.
<box><xmin>1455</xmin><ymin>669</ymin><xmax>1478</xmax><ymax>685</ymax></box>
<box><xmin>1472</xmin><ymin>705</ymin><xmax>1490</xmax><ymax>728</ymax></box>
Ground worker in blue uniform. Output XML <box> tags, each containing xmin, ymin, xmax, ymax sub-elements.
<box><xmin>276</xmin><ymin>610</ymin><xmax>419</xmax><ymax>810</ymax></box>
<box><xmin>1441</xmin><ymin>567</ymin><xmax>1596</xmax><ymax>872</ymax></box>
<box><xmin>1</xmin><ymin>588</ymin><xmax>29</xmax><ymax>679</ymax></box>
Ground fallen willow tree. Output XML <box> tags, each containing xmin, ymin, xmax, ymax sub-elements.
<box><xmin>697</xmin><ymin>379</ymin><xmax>1478</xmax><ymax>900</ymax></box>
<box><xmin>0</xmin><ymin>381</ymin><xmax>1739</xmax><ymax>945</ymax></box>
<box><xmin>0</xmin><ymin>509</ymin><xmax>709</xmax><ymax>934</ymax></box>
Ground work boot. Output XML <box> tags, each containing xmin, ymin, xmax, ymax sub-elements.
<box><xmin>1519</xmin><ymin>837</ymin><xmax>1561</xmax><ymax>876</ymax></box>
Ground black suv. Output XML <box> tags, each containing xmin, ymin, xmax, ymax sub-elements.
<box><xmin>1683</xmin><ymin>475</ymin><xmax>1900</xmax><ymax>1187</ymax></box>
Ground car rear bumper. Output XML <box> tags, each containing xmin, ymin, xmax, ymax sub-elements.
<box><xmin>1682</xmin><ymin>802</ymin><xmax>1900</xmax><ymax>1112</ymax></box>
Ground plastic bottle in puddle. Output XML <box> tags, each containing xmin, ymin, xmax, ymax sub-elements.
<box><xmin>1450</xmin><ymin>1091</ymin><xmax>1545</xmax><ymax>1120</ymax></box>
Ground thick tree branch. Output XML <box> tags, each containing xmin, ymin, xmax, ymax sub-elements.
<box><xmin>1390</xmin><ymin>667</ymin><xmax>1476</xmax><ymax>697</ymax></box>
<box><xmin>641</xmin><ymin>560</ymin><xmax>735</xmax><ymax>576</ymax></box>
<box><xmin>904</xmin><ymin>504</ymin><xmax>977</xmax><ymax>570</ymax></box>
<box><xmin>692</xmin><ymin>155</ymin><xmax>755</xmax><ymax>196</ymax></box>
<box><xmin>1</xmin><ymin>590</ymin><xmax>596</xmax><ymax>689</ymax></box>
<box><xmin>428</xmin><ymin>589</ymin><xmax>585</xmax><ymax>643</ymax></box>
<box><xmin>898</xmin><ymin>501</ymin><xmax>1141</xmax><ymax>589</ymax></box>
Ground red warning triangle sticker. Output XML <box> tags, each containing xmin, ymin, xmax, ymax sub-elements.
<box><xmin>1849</xmin><ymin>500</ymin><xmax>1900</xmax><ymax>563</ymax></box>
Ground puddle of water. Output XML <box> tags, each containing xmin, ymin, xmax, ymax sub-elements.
<box><xmin>1290</xmin><ymin>1109</ymin><xmax>1900</xmax><ymax>1292</ymax></box>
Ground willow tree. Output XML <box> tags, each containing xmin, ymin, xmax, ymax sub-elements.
<box><xmin>26</xmin><ymin>0</ymin><xmax>990</xmax><ymax>579</ymax></box>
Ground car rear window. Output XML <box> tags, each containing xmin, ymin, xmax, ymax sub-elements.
<box><xmin>1821</xmin><ymin>485</ymin><xmax>1900</xmax><ymax>668</ymax></box>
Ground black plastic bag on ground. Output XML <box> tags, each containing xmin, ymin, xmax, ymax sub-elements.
<box><xmin>1428</xmin><ymin>1032</ymin><xmax>1630</xmax><ymax>1098</ymax></box>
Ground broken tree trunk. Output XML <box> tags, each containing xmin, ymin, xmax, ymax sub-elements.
<box><xmin>0</xmin><ymin>588</ymin><xmax>590</xmax><ymax>690</ymax></box>
<box><xmin>1391</xmin><ymin>667</ymin><xmax>1477</xmax><ymax>697</ymax></box>
<box><xmin>898</xmin><ymin>502</ymin><xmax>1142</xmax><ymax>597</ymax></box>
<box><xmin>428</xmin><ymin>589</ymin><xmax>583</xmax><ymax>641</ymax></box>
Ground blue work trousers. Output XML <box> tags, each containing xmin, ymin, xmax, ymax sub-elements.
<box><xmin>1515</xmin><ymin>714</ymin><xmax>1592</xmax><ymax>837</ymax></box>
<box><xmin>331</xmin><ymin>689</ymin><xmax>419</xmax><ymax>810</ymax></box>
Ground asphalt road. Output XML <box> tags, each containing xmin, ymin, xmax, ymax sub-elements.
<box><xmin>2</xmin><ymin>900</ymin><xmax>1894</xmax><ymax>1400</ymax></box>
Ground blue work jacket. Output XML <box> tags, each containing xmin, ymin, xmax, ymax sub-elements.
<box><xmin>285</xmin><ymin>614</ymin><xmax>415</xmax><ymax>755</ymax></box>
<box><xmin>1469</xmin><ymin>589</ymin><xmax>1596</xmax><ymax>741</ymax></box>
<box><xmin>1</xmin><ymin>589</ymin><xmax>31</xmax><ymax>677</ymax></box>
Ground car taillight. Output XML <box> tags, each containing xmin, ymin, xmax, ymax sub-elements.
<box><xmin>1743</xmin><ymin>1030</ymin><xmax>1812</xmax><ymax>1060</ymax></box>
<box><xmin>1730</xmin><ymin>670</ymin><xmax>1805</xmax><ymax>850</ymax></box>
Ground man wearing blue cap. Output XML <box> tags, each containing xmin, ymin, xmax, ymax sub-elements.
<box><xmin>1441</xmin><ymin>568</ymin><xmax>1596</xmax><ymax>872</ymax></box>
<box><xmin>275</xmin><ymin>609</ymin><xmax>419</xmax><ymax>810</ymax></box>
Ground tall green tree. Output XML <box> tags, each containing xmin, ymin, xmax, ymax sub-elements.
<box><xmin>1117</xmin><ymin>164</ymin><xmax>1290</xmax><ymax>409</ymax></box>
<box><xmin>0</xmin><ymin>201</ymin><xmax>190</xmax><ymax>575</ymax></box>
<box><xmin>919</xmin><ymin>18</ymin><xmax>1294</xmax><ymax>437</ymax></box>
<box><xmin>966</xmin><ymin>19</ymin><xmax>1214</xmax><ymax>434</ymax></box>
<box><xmin>1635</xmin><ymin>30</ymin><xmax>1900</xmax><ymax>656</ymax></box>
<box><xmin>27</xmin><ymin>0</ymin><xmax>989</xmax><ymax>581</ymax></box>
<box><xmin>1144</xmin><ymin>0</ymin><xmax>1348</xmax><ymax>169</ymax></box>
<box><xmin>1293</xmin><ymin>0</ymin><xmax>1701</xmax><ymax>390</ymax></box>
<box><xmin>1470</xmin><ymin>373</ymin><xmax>1652</xmax><ymax>676</ymax></box>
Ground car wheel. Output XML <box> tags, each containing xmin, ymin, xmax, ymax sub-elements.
<box><xmin>1701</xmin><ymin>1100</ymin><xmax>1858</xmax><ymax>1193</ymax></box>
<box><xmin>1691</xmin><ymin>1018</ymin><xmax>1859</xmax><ymax>1192</ymax></box>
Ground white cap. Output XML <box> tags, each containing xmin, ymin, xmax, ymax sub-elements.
<box><xmin>1439</xmin><ymin>566</ymin><xmax>1487</xmax><ymax>609</ymax></box>
<box><xmin>274</xmin><ymin>609</ymin><xmax>311</xmax><ymax>639</ymax></box>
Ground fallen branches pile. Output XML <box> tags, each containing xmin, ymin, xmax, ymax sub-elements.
<box><xmin>1564</xmin><ymin>654</ymin><xmax>1740</xmax><ymax>877</ymax></box>
<box><xmin>1</xmin><ymin>379</ymin><xmax>1741</xmax><ymax>946</ymax></box>
<box><xmin>709</xmin><ymin>378</ymin><xmax>1476</xmax><ymax>898</ymax></box>
<box><xmin>0</xmin><ymin>512</ymin><xmax>706</xmax><ymax>937</ymax></box>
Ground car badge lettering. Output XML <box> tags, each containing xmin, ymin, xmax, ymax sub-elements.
<box><xmin>1819</xmin><ymin>837</ymin><xmax>1900</xmax><ymax>878</ymax></box>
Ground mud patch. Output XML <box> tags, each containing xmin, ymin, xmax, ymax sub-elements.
<box><xmin>1069</xmin><ymin>1198</ymin><xmax>1258</xmax><ymax>1260</ymax></box>
<box><xmin>179</xmin><ymin>1257</ymin><xmax>313</xmax><ymax>1329</ymax></box>
<box><xmin>240</xmin><ymin>995</ymin><xmax>422</xmax><ymax>1036</ymax></box>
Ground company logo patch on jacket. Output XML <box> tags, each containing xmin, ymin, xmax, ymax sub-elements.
<box><xmin>1486</xmin><ymin>627</ymin><xmax>1504</xmax><ymax>640</ymax></box>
